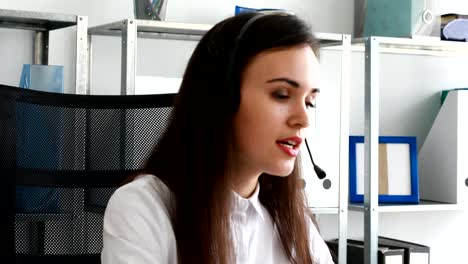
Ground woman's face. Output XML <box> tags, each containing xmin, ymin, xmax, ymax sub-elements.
<box><xmin>233</xmin><ymin>44</ymin><xmax>320</xmax><ymax>179</ymax></box>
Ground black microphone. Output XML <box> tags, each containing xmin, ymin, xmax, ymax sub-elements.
<box><xmin>304</xmin><ymin>138</ymin><xmax>327</xmax><ymax>180</ymax></box>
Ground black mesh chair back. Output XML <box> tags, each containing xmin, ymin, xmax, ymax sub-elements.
<box><xmin>0</xmin><ymin>84</ymin><xmax>175</xmax><ymax>263</ymax></box>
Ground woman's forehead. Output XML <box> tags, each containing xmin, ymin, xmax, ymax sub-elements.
<box><xmin>242</xmin><ymin>45</ymin><xmax>321</xmax><ymax>88</ymax></box>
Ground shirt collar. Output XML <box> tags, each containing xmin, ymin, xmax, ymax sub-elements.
<box><xmin>232</xmin><ymin>183</ymin><xmax>265</xmax><ymax>221</ymax></box>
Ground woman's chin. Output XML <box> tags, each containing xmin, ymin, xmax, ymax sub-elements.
<box><xmin>267</xmin><ymin>166</ymin><xmax>295</xmax><ymax>177</ymax></box>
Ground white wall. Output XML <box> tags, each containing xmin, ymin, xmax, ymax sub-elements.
<box><xmin>2</xmin><ymin>1</ymin><xmax>468</xmax><ymax>263</ymax></box>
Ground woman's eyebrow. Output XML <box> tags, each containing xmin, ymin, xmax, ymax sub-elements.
<box><xmin>266</xmin><ymin>77</ymin><xmax>299</xmax><ymax>87</ymax></box>
<box><xmin>266</xmin><ymin>78</ymin><xmax>320</xmax><ymax>93</ymax></box>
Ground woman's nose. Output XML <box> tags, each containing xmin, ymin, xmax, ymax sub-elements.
<box><xmin>287</xmin><ymin>102</ymin><xmax>310</xmax><ymax>129</ymax></box>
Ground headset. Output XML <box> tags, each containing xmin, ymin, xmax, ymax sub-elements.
<box><xmin>228</xmin><ymin>11</ymin><xmax>328</xmax><ymax>182</ymax></box>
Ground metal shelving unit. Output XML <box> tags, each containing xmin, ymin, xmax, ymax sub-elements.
<box><xmin>87</xmin><ymin>19</ymin><xmax>350</xmax><ymax>95</ymax></box>
<box><xmin>1</xmin><ymin>8</ymin><xmax>89</xmax><ymax>255</ymax></box>
<box><xmin>87</xmin><ymin>19</ymin><xmax>212</xmax><ymax>95</ymax></box>
<box><xmin>88</xmin><ymin>19</ymin><xmax>351</xmax><ymax>263</ymax></box>
<box><xmin>0</xmin><ymin>8</ymin><xmax>89</xmax><ymax>94</ymax></box>
<box><xmin>350</xmin><ymin>36</ymin><xmax>468</xmax><ymax>264</ymax></box>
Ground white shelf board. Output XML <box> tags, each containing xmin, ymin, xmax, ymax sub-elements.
<box><xmin>0</xmin><ymin>8</ymin><xmax>77</xmax><ymax>31</ymax></box>
<box><xmin>310</xmin><ymin>207</ymin><xmax>339</xmax><ymax>214</ymax></box>
<box><xmin>351</xmin><ymin>36</ymin><xmax>468</xmax><ymax>56</ymax></box>
<box><xmin>349</xmin><ymin>199</ymin><xmax>462</xmax><ymax>213</ymax></box>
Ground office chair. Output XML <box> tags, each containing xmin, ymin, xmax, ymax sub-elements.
<box><xmin>0</xmin><ymin>84</ymin><xmax>175</xmax><ymax>263</ymax></box>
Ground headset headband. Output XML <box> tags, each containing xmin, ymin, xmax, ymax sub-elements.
<box><xmin>227</xmin><ymin>11</ymin><xmax>295</xmax><ymax>104</ymax></box>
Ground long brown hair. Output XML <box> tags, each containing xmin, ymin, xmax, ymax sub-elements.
<box><xmin>143</xmin><ymin>12</ymin><xmax>320</xmax><ymax>263</ymax></box>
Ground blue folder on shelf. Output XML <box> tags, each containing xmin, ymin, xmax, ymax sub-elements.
<box><xmin>234</xmin><ymin>5</ymin><xmax>289</xmax><ymax>15</ymax></box>
<box><xmin>19</xmin><ymin>64</ymin><xmax>64</xmax><ymax>92</ymax></box>
<box><xmin>16</xmin><ymin>64</ymin><xmax>64</xmax><ymax>213</ymax></box>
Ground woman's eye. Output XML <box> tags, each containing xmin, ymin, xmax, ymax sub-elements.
<box><xmin>272</xmin><ymin>91</ymin><xmax>289</xmax><ymax>99</ymax></box>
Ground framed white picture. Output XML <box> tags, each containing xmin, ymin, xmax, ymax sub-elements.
<box><xmin>349</xmin><ymin>136</ymin><xmax>419</xmax><ymax>203</ymax></box>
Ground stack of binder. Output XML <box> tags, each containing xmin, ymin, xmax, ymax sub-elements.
<box><xmin>377</xmin><ymin>237</ymin><xmax>430</xmax><ymax>264</ymax></box>
<box><xmin>326</xmin><ymin>237</ymin><xmax>430</xmax><ymax>264</ymax></box>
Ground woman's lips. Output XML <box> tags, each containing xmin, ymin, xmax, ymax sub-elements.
<box><xmin>276</xmin><ymin>142</ymin><xmax>300</xmax><ymax>157</ymax></box>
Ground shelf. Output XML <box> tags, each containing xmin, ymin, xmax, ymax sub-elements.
<box><xmin>0</xmin><ymin>9</ymin><xmax>78</xmax><ymax>31</ymax></box>
<box><xmin>352</xmin><ymin>36</ymin><xmax>468</xmax><ymax>56</ymax></box>
<box><xmin>349</xmin><ymin>200</ymin><xmax>461</xmax><ymax>213</ymax></box>
<box><xmin>310</xmin><ymin>207</ymin><xmax>339</xmax><ymax>214</ymax></box>
<box><xmin>88</xmin><ymin>19</ymin><xmax>346</xmax><ymax>45</ymax></box>
<box><xmin>87</xmin><ymin>18</ymin><xmax>349</xmax><ymax>96</ymax></box>
<box><xmin>88</xmin><ymin>19</ymin><xmax>212</xmax><ymax>41</ymax></box>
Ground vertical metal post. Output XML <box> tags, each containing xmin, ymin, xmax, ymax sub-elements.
<box><xmin>337</xmin><ymin>34</ymin><xmax>351</xmax><ymax>264</ymax></box>
<box><xmin>34</xmin><ymin>31</ymin><xmax>49</xmax><ymax>65</ymax></box>
<box><xmin>75</xmin><ymin>16</ymin><xmax>88</xmax><ymax>95</ymax></box>
<box><xmin>73</xmin><ymin>15</ymin><xmax>88</xmax><ymax>254</ymax></box>
<box><xmin>364</xmin><ymin>37</ymin><xmax>380</xmax><ymax>264</ymax></box>
<box><xmin>121</xmin><ymin>19</ymin><xmax>137</xmax><ymax>95</ymax></box>
<box><xmin>87</xmin><ymin>35</ymin><xmax>93</xmax><ymax>95</ymax></box>
<box><xmin>120</xmin><ymin>20</ymin><xmax>137</xmax><ymax>173</ymax></box>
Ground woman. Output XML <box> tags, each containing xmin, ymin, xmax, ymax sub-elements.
<box><xmin>101</xmin><ymin>11</ymin><xmax>334</xmax><ymax>264</ymax></box>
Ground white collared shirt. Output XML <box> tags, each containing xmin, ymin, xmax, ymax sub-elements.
<box><xmin>101</xmin><ymin>174</ymin><xmax>334</xmax><ymax>264</ymax></box>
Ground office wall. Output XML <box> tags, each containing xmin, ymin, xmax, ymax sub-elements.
<box><xmin>1</xmin><ymin>1</ymin><xmax>468</xmax><ymax>263</ymax></box>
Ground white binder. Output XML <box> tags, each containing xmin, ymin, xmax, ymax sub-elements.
<box><xmin>419</xmin><ymin>90</ymin><xmax>468</xmax><ymax>206</ymax></box>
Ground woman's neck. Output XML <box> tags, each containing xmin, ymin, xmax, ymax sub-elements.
<box><xmin>232</xmin><ymin>174</ymin><xmax>260</xmax><ymax>198</ymax></box>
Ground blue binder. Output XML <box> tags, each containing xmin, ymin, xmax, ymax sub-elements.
<box><xmin>16</xmin><ymin>64</ymin><xmax>64</xmax><ymax>213</ymax></box>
